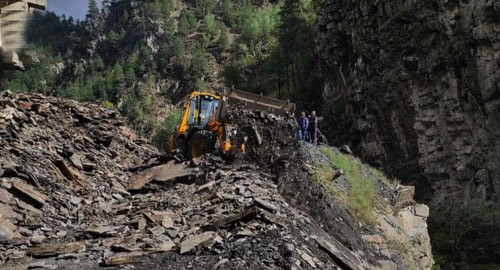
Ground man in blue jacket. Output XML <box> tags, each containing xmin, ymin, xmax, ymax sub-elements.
<box><xmin>297</xmin><ymin>111</ymin><xmax>309</xmax><ymax>141</ymax></box>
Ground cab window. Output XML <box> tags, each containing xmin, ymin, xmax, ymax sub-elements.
<box><xmin>199</xmin><ymin>97</ymin><xmax>220</xmax><ymax>126</ymax></box>
<box><xmin>187</xmin><ymin>96</ymin><xmax>199</xmax><ymax>126</ymax></box>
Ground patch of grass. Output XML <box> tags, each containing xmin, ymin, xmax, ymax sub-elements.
<box><xmin>367</xmin><ymin>164</ymin><xmax>400</xmax><ymax>187</ymax></box>
<box><xmin>316</xmin><ymin>146</ymin><xmax>385</xmax><ymax>224</ymax></box>
<box><xmin>315</xmin><ymin>161</ymin><xmax>347</xmax><ymax>203</ymax></box>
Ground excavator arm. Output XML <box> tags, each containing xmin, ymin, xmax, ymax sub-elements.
<box><xmin>222</xmin><ymin>88</ymin><xmax>295</xmax><ymax>117</ymax></box>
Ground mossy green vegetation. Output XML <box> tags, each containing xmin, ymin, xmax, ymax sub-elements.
<box><xmin>151</xmin><ymin>109</ymin><xmax>181</xmax><ymax>151</ymax></box>
<box><xmin>429</xmin><ymin>201</ymin><xmax>500</xmax><ymax>269</ymax></box>
<box><xmin>315</xmin><ymin>146</ymin><xmax>390</xmax><ymax>224</ymax></box>
<box><xmin>314</xmin><ymin>160</ymin><xmax>346</xmax><ymax>202</ymax></box>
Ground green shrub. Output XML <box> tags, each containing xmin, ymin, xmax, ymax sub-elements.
<box><xmin>103</xmin><ymin>100</ymin><xmax>115</xmax><ymax>109</ymax></box>
<box><xmin>203</xmin><ymin>13</ymin><xmax>217</xmax><ymax>36</ymax></box>
<box><xmin>316</xmin><ymin>146</ymin><xmax>385</xmax><ymax>224</ymax></box>
<box><xmin>429</xmin><ymin>201</ymin><xmax>500</xmax><ymax>269</ymax></box>
<box><xmin>195</xmin><ymin>0</ymin><xmax>216</xmax><ymax>17</ymax></box>
<box><xmin>151</xmin><ymin>109</ymin><xmax>182</xmax><ymax>151</ymax></box>
<box><xmin>178</xmin><ymin>10</ymin><xmax>196</xmax><ymax>35</ymax></box>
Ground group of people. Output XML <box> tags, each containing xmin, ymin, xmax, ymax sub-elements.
<box><xmin>297</xmin><ymin>110</ymin><xmax>327</xmax><ymax>145</ymax></box>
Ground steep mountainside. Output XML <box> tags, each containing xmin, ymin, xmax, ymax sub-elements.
<box><xmin>316</xmin><ymin>0</ymin><xmax>499</xmax><ymax>266</ymax></box>
<box><xmin>0</xmin><ymin>91</ymin><xmax>432</xmax><ymax>269</ymax></box>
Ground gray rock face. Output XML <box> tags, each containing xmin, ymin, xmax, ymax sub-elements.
<box><xmin>316</xmin><ymin>0</ymin><xmax>500</xmax><ymax>204</ymax></box>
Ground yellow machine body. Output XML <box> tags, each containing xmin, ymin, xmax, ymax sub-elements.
<box><xmin>168</xmin><ymin>89</ymin><xmax>295</xmax><ymax>158</ymax></box>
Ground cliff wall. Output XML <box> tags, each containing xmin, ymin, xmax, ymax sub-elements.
<box><xmin>317</xmin><ymin>0</ymin><xmax>500</xmax><ymax>204</ymax></box>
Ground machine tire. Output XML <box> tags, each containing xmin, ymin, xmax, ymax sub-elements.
<box><xmin>188</xmin><ymin>130</ymin><xmax>215</xmax><ymax>158</ymax></box>
<box><xmin>176</xmin><ymin>136</ymin><xmax>188</xmax><ymax>157</ymax></box>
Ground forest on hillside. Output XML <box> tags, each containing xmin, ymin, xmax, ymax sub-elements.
<box><xmin>2</xmin><ymin>0</ymin><xmax>323</xmax><ymax>145</ymax></box>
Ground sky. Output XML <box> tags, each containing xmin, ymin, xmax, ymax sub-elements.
<box><xmin>47</xmin><ymin>0</ymin><xmax>102</xmax><ymax>20</ymax></box>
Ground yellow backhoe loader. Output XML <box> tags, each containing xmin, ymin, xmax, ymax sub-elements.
<box><xmin>168</xmin><ymin>88</ymin><xmax>295</xmax><ymax>158</ymax></box>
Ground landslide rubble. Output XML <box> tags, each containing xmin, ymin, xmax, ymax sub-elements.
<box><xmin>0</xmin><ymin>91</ymin><xmax>432</xmax><ymax>269</ymax></box>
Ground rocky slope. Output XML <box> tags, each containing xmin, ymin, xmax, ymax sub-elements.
<box><xmin>0</xmin><ymin>91</ymin><xmax>432</xmax><ymax>269</ymax></box>
<box><xmin>316</xmin><ymin>0</ymin><xmax>500</xmax><ymax>205</ymax></box>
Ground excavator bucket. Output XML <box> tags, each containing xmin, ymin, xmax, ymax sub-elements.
<box><xmin>222</xmin><ymin>88</ymin><xmax>295</xmax><ymax>117</ymax></box>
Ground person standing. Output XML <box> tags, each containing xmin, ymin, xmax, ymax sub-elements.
<box><xmin>308</xmin><ymin>111</ymin><xmax>318</xmax><ymax>145</ymax></box>
<box><xmin>297</xmin><ymin>111</ymin><xmax>309</xmax><ymax>141</ymax></box>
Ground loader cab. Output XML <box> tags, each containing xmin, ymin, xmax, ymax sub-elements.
<box><xmin>186</xmin><ymin>94</ymin><xmax>220</xmax><ymax>128</ymax></box>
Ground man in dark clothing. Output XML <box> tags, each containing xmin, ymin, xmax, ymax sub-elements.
<box><xmin>308</xmin><ymin>111</ymin><xmax>318</xmax><ymax>145</ymax></box>
<box><xmin>297</xmin><ymin>111</ymin><xmax>309</xmax><ymax>141</ymax></box>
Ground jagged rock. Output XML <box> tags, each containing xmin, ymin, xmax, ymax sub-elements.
<box><xmin>135</xmin><ymin>217</ymin><xmax>147</xmax><ymax>231</ymax></box>
<box><xmin>414</xmin><ymin>204</ymin><xmax>429</xmax><ymax>218</ymax></box>
<box><xmin>104</xmin><ymin>251</ymin><xmax>148</xmax><ymax>266</ymax></box>
<box><xmin>258</xmin><ymin>209</ymin><xmax>285</xmax><ymax>227</ymax></box>
<box><xmin>332</xmin><ymin>169</ymin><xmax>343</xmax><ymax>180</ymax></box>
<box><xmin>69</xmin><ymin>154</ymin><xmax>83</xmax><ymax>170</ymax></box>
<box><xmin>361</xmin><ymin>235</ymin><xmax>384</xmax><ymax>245</ymax></box>
<box><xmin>395</xmin><ymin>185</ymin><xmax>416</xmax><ymax>208</ymax></box>
<box><xmin>161</xmin><ymin>214</ymin><xmax>174</xmax><ymax>229</ymax></box>
<box><xmin>11</xmin><ymin>179</ymin><xmax>47</xmax><ymax>207</ymax></box>
<box><xmin>85</xmin><ymin>226</ymin><xmax>121</xmax><ymax>236</ymax></box>
<box><xmin>28</xmin><ymin>261</ymin><xmax>58</xmax><ymax>270</ymax></box>
<box><xmin>53</xmin><ymin>160</ymin><xmax>83</xmax><ymax>183</ymax></box>
<box><xmin>280</xmin><ymin>243</ymin><xmax>295</xmax><ymax>257</ymax></box>
<box><xmin>155</xmin><ymin>238</ymin><xmax>175</xmax><ymax>252</ymax></box>
<box><xmin>253</xmin><ymin>198</ymin><xmax>278</xmax><ymax>213</ymax></box>
<box><xmin>313</xmin><ymin>235</ymin><xmax>365</xmax><ymax>270</ymax></box>
<box><xmin>30</xmin><ymin>234</ymin><xmax>47</xmax><ymax>244</ymax></box>
<box><xmin>26</xmin><ymin>242</ymin><xmax>85</xmax><ymax>257</ymax></box>
<box><xmin>148</xmin><ymin>226</ymin><xmax>166</xmax><ymax>236</ymax></box>
<box><xmin>0</xmin><ymin>188</ymin><xmax>12</xmax><ymax>204</ymax></box>
<box><xmin>301</xmin><ymin>163</ymin><xmax>315</xmax><ymax>175</ymax></box>
<box><xmin>339</xmin><ymin>145</ymin><xmax>353</xmax><ymax>155</ymax></box>
<box><xmin>17</xmin><ymin>199</ymin><xmax>42</xmax><ymax>215</ymax></box>
<box><xmin>180</xmin><ymin>231</ymin><xmax>216</xmax><ymax>254</ymax></box>
<box><xmin>128</xmin><ymin>162</ymin><xmax>200</xmax><ymax>190</ymax></box>
<box><xmin>5</xmin><ymin>249</ymin><xmax>26</xmax><ymax>260</ymax></box>
<box><xmin>212</xmin><ymin>258</ymin><xmax>229</xmax><ymax>269</ymax></box>
<box><xmin>378</xmin><ymin>260</ymin><xmax>398</xmax><ymax>270</ymax></box>
<box><xmin>209</xmin><ymin>207</ymin><xmax>258</xmax><ymax>229</ymax></box>
<box><xmin>69</xmin><ymin>196</ymin><xmax>82</xmax><ymax>206</ymax></box>
<box><xmin>300</xmin><ymin>251</ymin><xmax>316</xmax><ymax>268</ymax></box>
<box><xmin>56</xmin><ymin>231</ymin><xmax>67</xmax><ymax>238</ymax></box>
<box><xmin>0</xmin><ymin>203</ymin><xmax>19</xmax><ymax>220</ymax></box>
<box><xmin>0</xmin><ymin>214</ymin><xmax>21</xmax><ymax>243</ymax></box>
<box><xmin>196</xmin><ymin>180</ymin><xmax>216</xmax><ymax>193</ymax></box>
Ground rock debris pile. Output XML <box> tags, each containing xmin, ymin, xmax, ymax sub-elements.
<box><xmin>0</xmin><ymin>91</ymin><xmax>432</xmax><ymax>269</ymax></box>
<box><xmin>0</xmin><ymin>91</ymin><xmax>156</xmax><ymax>260</ymax></box>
